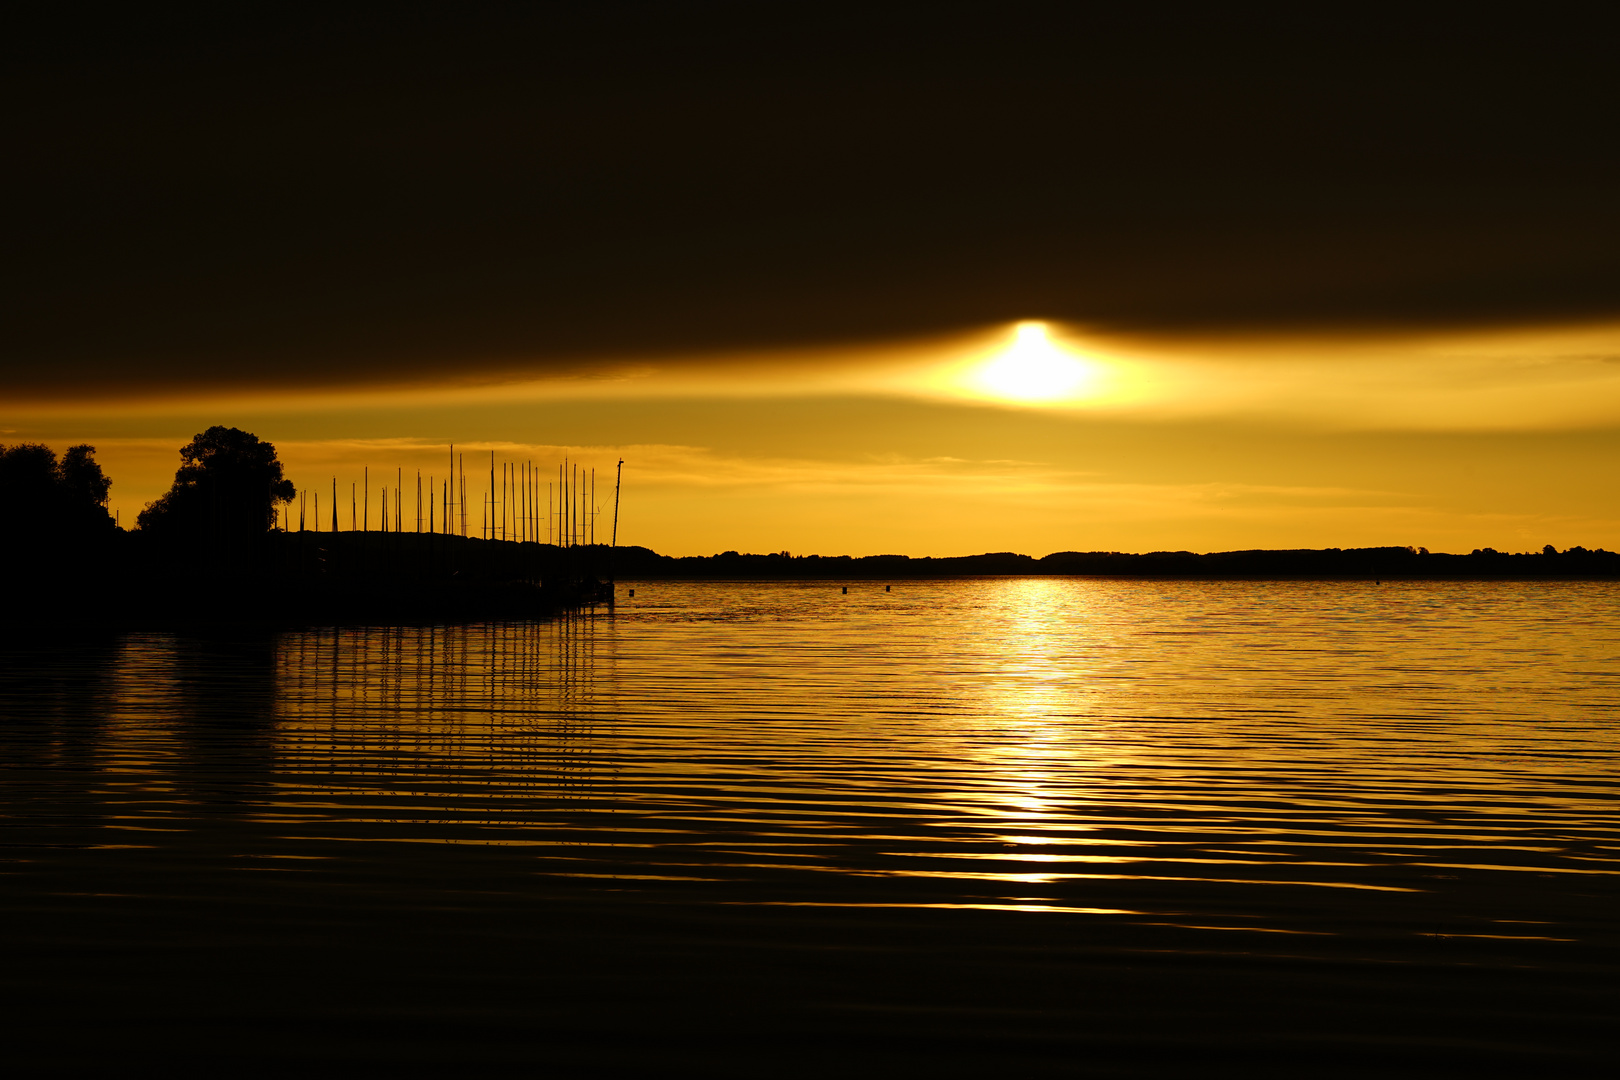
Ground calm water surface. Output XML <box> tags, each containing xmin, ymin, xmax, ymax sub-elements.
<box><xmin>5</xmin><ymin>579</ymin><xmax>1618</xmax><ymax>1073</ymax></box>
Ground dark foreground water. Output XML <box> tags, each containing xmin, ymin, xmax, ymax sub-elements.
<box><xmin>4</xmin><ymin>579</ymin><xmax>1617</xmax><ymax>1075</ymax></box>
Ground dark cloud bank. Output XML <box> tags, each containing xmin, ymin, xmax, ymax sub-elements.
<box><xmin>7</xmin><ymin>5</ymin><xmax>1620</xmax><ymax>398</ymax></box>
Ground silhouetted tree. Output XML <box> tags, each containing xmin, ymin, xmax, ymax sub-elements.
<box><xmin>137</xmin><ymin>427</ymin><xmax>294</xmax><ymax>546</ymax></box>
<box><xmin>0</xmin><ymin>443</ymin><xmax>60</xmax><ymax>521</ymax></box>
<box><xmin>59</xmin><ymin>445</ymin><xmax>112</xmax><ymax>511</ymax></box>
<box><xmin>0</xmin><ymin>442</ymin><xmax>115</xmax><ymax>536</ymax></box>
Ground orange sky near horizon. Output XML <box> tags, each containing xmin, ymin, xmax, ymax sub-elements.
<box><xmin>10</xmin><ymin>10</ymin><xmax>1620</xmax><ymax>561</ymax></box>
<box><xmin>7</xmin><ymin>320</ymin><xmax>1620</xmax><ymax>557</ymax></box>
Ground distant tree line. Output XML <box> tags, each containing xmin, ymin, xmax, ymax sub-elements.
<box><xmin>605</xmin><ymin>545</ymin><xmax>1620</xmax><ymax>580</ymax></box>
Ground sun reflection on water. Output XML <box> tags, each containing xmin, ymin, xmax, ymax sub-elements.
<box><xmin>938</xmin><ymin>578</ymin><xmax>1135</xmax><ymax>870</ymax></box>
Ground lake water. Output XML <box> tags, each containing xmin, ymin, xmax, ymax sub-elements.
<box><xmin>4</xmin><ymin>579</ymin><xmax>1617</xmax><ymax>1074</ymax></box>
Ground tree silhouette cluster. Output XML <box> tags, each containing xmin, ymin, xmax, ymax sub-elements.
<box><xmin>0</xmin><ymin>442</ymin><xmax>114</xmax><ymax>539</ymax></box>
<box><xmin>137</xmin><ymin>426</ymin><xmax>294</xmax><ymax>546</ymax></box>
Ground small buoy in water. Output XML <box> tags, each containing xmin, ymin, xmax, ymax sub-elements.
<box><xmin>629</xmin><ymin>588</ymin><xmax>635</xmax><ymax>597</ymax></box>
<box><xmin>842</xmin><ymin>586</ymin><xmax>848</xmax><ymax>594</ymax></box>
<box><xmin>885</xmin><ymin>584</ymin><xmax>891</xmax><ymax>592</ymax></box>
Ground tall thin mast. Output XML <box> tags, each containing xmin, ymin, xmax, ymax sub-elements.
<box><xmin>612</xmin><ymin>459</ymin><xmax>623</xmax><ymax>548</ymax></box>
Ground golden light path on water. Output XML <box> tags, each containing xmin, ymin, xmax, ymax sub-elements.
<box><xmin>95</xmin><ymin>578</ymin><xmax>1594</xmax><ymax>927</ymax></box>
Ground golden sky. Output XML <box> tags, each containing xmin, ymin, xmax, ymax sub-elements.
<box><xmin>9</xmin><ymin>11</ymin><xmax>1620</xmax><ymax>557</ymax></box>
<box><xmin>8</xmin><ymin>319</ymin><xmax>1619</xmax><ymax>556</ymax></box>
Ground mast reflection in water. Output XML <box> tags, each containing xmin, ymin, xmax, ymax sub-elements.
<box><xmin>273</xmin><ymin>623</ymin><xmax>617</xmax><ymax>852</ymax></box>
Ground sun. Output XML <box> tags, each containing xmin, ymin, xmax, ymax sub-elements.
<box><xmin>973</xmin><ymin>322</ymin><xmax>1096</xmax><ymax>402</ymax></box>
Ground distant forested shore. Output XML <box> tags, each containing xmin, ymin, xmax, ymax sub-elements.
<box><xmin>609</xmin><ymin>544</ymin><xmax>1620</xmax><ymax>580</ymax></box>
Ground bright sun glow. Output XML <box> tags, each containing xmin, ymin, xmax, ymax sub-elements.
<box><xmin>974</xmin><ymin>322</ymin><xmax>1096</xmax><ymax>402</ymax></box>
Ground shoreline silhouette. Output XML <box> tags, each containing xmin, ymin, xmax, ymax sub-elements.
<box><xmin>8</xmin><ymin>535</ymin><xmax>1617</xmax><ymax>632</ymax></box>
<box><xmin>7</xmin><ymin>432</ymin><xmax>1617</xmax><ymax>630</ymax></box>
<box><xmin>605</xmin><ymin>543</ymin><xmax>1620</xmax><ymax>581</ymax></box>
